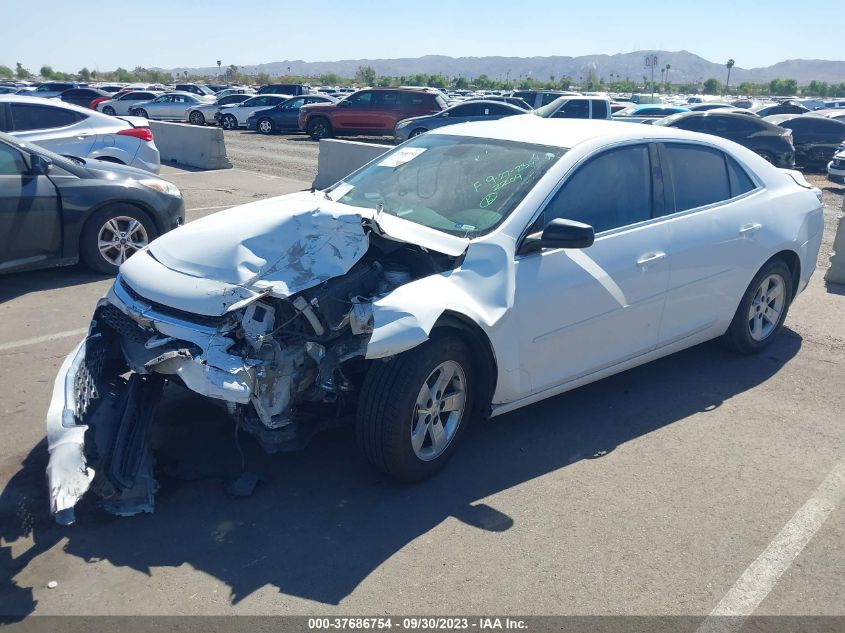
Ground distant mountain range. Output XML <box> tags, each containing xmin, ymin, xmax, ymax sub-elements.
<box><xmin>164</xmin><ymin>50</ymin><xmax>845</xmax><ymax>84</ymax></box>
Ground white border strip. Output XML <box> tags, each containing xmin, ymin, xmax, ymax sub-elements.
<box><xmin>0</xmin><ymin>328</ymin><xmax>88</xmax><ymax>352</ymax></box>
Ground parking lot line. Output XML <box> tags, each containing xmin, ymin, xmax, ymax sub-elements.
<box><xmin>0</xmin><ymin>328</ymin><xmax>88</xmax><ymax>352</ymax></box>
<box><xmin>187</xmin><ymin>204</ymin><xmax>230</xmax><ymax>213</ymax></box>
<box><xmin>695</xmin><ymin>457</ymin><xmax>845</xmax><ymax>633</ymax></box>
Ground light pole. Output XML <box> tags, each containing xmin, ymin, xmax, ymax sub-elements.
<box><xmin>217</xmin><ymin>60</ymin><xmax>221</xmax><ymax>80</ymax></box>
<box><xmin>725</xmin><ymin>59</ymin><xmax>735</xmax><ymax>96</ymax></box>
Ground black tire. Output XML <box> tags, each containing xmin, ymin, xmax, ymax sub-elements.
<box><xmin>409</xmin><ymin>128</ymin><xmax>428</xmax><ymax>138</ymax></box>
<box><xmin>221</xmin><ymin>114</ymin><xmax>238</xmax><ymax>130</ymax></box>
<box><xmin>257</xmin><ymin>117</ymin><xmax>275</xmax><ymax>135</ymax></box>
<box><xmin>79</xmin><ymin>206</ymin><xmax>159</xmax><ymax>275</ymax></box>
<box><xmin>102</xmin><ymin>106</ymin><xmax>116</xmax><ymax>116</ymax></box>
<box><xmin>723</xmin><ymin>258</ymin><xmax>794</xmax><ymax>354</ymax></box>
<box><xmin>356</xmin><ymin>335</ymin><xmax>476</xmax><ymax>482</ymax></box>
<box><xmin>134</xmin><ymin>108</ymin><xmax>148</xmax><ymax>119</ymax></box>
<box><xmin>189</xmin><ymin>110</ymin><xmax>205</xmax><ymax>125</ymax></box>
<box><xmin>307</xmin><ymin>117</ymin><xmax>333</xmax><ymax>140</ymax></box>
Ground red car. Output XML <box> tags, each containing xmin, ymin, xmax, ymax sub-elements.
<box><xmin>299</xmin><ymin>88</ymin><xmax>447</xmax><ymax>140</ymax></box>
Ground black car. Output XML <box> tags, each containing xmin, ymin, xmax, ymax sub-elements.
<box><xmin>763</xmin><ymin>114</ymin><xmax>845</xmax><ymax>169</ymax></box>
<box><xmin>247</xmin><ymin>94</ymin><xmax>337</xmax><ymax>134</ymax></box>
<box><xmin>257</xmin><ymin>83</ymin><xmax>310</xmax><ymax>96</ymax></box>
<box><xmin>750</xmin><ymin>103</ymin><xmax>809</xmax><ymax>118</ymax></box>
<box><xmin>0</xmin><ymin>132</ymin><xmax>184</xmax><ymax>275</ymax></box>
<box><xmin>464</xmin><ymin>95</ymin><xmax>532</xmax><ymax>110</ymax></box>
<box><xmin>653</xmin><ymin>111</ymin><xmax>795</xmax><ymax>168</ymax></box>
<box><xmin>56</xmin><ymin>87</ymin><xmax>111</xmax><ymax>108</ymax></box>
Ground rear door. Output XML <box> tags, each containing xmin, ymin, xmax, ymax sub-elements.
<box><xmin>276</xmin><ymin>97</ymin><xmax>307</xmax><ymax>128</ymax></box>
<box><xmin>0</xmin><ymin>141</ymin><xmax>62</xmax><ymax>271</ymax></box>
<box><xmin>657</xmin><ymin>142</ymin><xmax>766</xmax><ymax>344</ymax></box>
<box><xmin>9</xmin><ymin>102</ymin><xmax>96</xmax><ymax>157</ymax></box>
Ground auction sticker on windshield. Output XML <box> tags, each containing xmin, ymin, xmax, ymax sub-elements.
<box><xmin>378</xmin><ymin>147</ymin><xmax>426</xmax><ymax>168</ymax></box>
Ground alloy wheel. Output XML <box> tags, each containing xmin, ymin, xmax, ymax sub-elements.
<box><xmin>97</xmin><ymin>216</ymin><xmax>149</xmax><ymax>267</ymax></box>
<box><xmin>411</xmin><ymin>360</ymin><xmax>467</xmax><ymax>461</ymax></box>
<box><xmin>748</xmin><ymin>273</ymin><xmax>786</xmax><ymax>341</ymax></box>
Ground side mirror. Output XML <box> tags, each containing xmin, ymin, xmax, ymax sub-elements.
<box><xmin>520</xmin><ymin>218</ymin><xmax>594</xmax><ymax>254</ymax></box>
<box><xmin>29</xmin><ymin>154</ymin><xmax>53</xmax><ymax>176</ymax></box>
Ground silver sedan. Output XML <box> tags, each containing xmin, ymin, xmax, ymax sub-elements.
<box><xmin>185</xmin><ymin>93</ymin><xmax>253</xmax><ymax>125</ymax></box>
<box><xmin>129</xmin><ymin>92</ymin><xmax>215</xmax><ymax>120</ymax></box>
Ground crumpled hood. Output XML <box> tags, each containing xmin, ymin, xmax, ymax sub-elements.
<box><xmin>148</xmin><ymin>193</ymin><xmax>370</xmax><ymax>294</ymax></box>
<box><xmin>123</xmin><ymin>191</ymin><xmax>469</xmax><ymax>316</ymax></box>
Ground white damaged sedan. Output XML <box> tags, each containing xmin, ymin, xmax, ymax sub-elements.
<box><xmin>46</xmin><ymin>117</ymin><xmax>824</xmax><ymax>523</ymax></box>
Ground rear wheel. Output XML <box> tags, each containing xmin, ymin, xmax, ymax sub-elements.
<box><xmin>356</xmin><ymin>335</ymin><xmax>475</xmax><ymax>481</ymax></box>
<box><xmin>257</xmin><ymin>118</ymin><xmax>275</xmax><ymax>135</ymax></box>
<box><xmin>102</xmin><ymin>106</ymin><xmax>116</xmax><ymax>116</ymax></box>
<box><xmin>409</xmin><ymin>128</ymin><xmax>428</xmax><ymax>138</ymax></box>
<box><xmin>134</xmin><ymin>108</ymin><xmax>149</xmax><ymax>119</ymax></box>
<box><xmin>307</xmin><ymin>117</ymin><xmax>332</xmax><ymax>140</ymax></box>
<box><xmin>79</xmin><ymin>206</ymin><xmax>159</xmax><ymax>275</ymax></box>
<box><xmin>221</xmin><ymin>114</ymin><xmax>238</xmax><ymax>130</ymax></box>
<box><xmin>189</xmin><ymin>110</ymin><xmax>205</xmax><ymax>125</ymax></box>
<box><xmin>723</xmin><ymin>259</ymin><xmax>793</xmax><ymax>354</ymax></box>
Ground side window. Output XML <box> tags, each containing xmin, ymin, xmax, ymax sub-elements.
<box><xmin>675</xmin><ymin>116</ymin><xmax>712</xmax><ymax>132</ymax></box>
<box><xmin>285</xmin><ymin>98</ymin><xmax>306</xmax><ymax>109</ymax></box>
<box><xmin>379</xmin><ymin>92</ymin><xmax>402</xmax><ymax>107</ymax></box>
<box><xmin>487</xmin><ymin>103</ymin><xmax>514</xmax><ymax>115</ymax></box>
<box><xmin>553</xmin><ymin>100</ymin><xmax>590</xmax><ymax>119</ymax></box>
<box><xmin>544</xmin><ymin>145</ymin><xmax>653</xmax><ymax>233</ymax></box>
<box><xmin>664</xmin><ymin>144</ymin><xmax>732</xmax><ymax>213</ymax></box>
<box><xmin>347</xmin><ymin>91</ymin><xmax>373</xmax><ymax>106</ymax></box>
<box><xmin>400</xmin><ymin>92</ymin><xmax>425</xmax><ymax>106</ymax></box>
<box><xmin>0</xmin><ymin>143</ymin><xmax>26</xmax><ymax>175</ymax></box>
<box><xmin>726</xmin><ymin>156</ymin><xmax>756</xmax><ymax>197</ymax></box>
<box><xmin>540</xmin><ymin>93</ymin><xmax>560</xmax><ymax>106</ymax></box>
<box><xmin>10</xmin><ymin>104</ymin><xmax>82</xmax><ymax>131</ymax></box>
<box><xmin>449</xmin><ymin>104</ymin><xmax>479</xmax><ymax>117</ymax></box>
<box><xmin>591</xmin><ymin>100</ymin><xmax>609</xmax><ymax>118</ymax></box>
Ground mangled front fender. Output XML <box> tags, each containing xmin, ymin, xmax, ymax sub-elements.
<box><xmin>45</xmin><ymin>337</ymin><xmax>100</xmax><ymax>525</ymax></box>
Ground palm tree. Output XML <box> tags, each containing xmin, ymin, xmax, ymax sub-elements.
<box><xmin>725</xmin><ymin>59</ymin><xmax>735</xmax><ymax>95</ymax></box>
<box><xmin>665</xmin><ymin>64</ymin><xmax>671</xmax><ymax>89</ymax></box>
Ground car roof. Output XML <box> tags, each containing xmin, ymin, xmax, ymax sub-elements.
<box><xmin>434</xmin><ymin>115</ymin><xmax>742</xmax><ymax>150</ymax></box>
<box><xmin>449</xmin><ymin>99</ymin><xmax>524</xmax><ymax>109</ymax></box>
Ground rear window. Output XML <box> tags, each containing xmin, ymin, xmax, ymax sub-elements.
<box><xmin>10</xmin><ymin>104</ymin><xmax>84</xmax><ymax>131</ymax></box>
<box><xmin>727</xmin><ymin>156</ymin><xmax>756</xmax><ymax>197</ymax></box>
<box><xmin>591</xmin><ymin>100</ymin><xmax>609</xmax><ymax>118</ymax></box>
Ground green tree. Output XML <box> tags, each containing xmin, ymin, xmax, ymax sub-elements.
<box><xmin>15</xmin><ymin>62</ymin><xmax>31</xmax><ymax>79</ymax></box>
<box><xmin>319</xmin><ymin>72</ymin><xmax>341</xmax><ymax>85</ymax></box>
<box><xmin>355</xmin><ymin>65</ymin><xmax>376</xmax><ymax>85</ymax></box>
<box><xmin>725</xmin><ymin>59</ymin><xmax>735</xmax><ymax>94</ymax></box>
<box><xmin>451</xmin><ymin>76</ymin><xmax>469</xmax><ymax>90</ymax></box>
<box><xmin>224</xmin><ymin>64</ymin><xmax>239</xmax><ymax>82</ymax></box>
<box><xmin>0</xmin><ymin>65</ymin><xmax>12</xmax><ymax>78</ymax></box>
<box><xmin>255</xmin><ymin>72</ymin><xmax>270</xmax><ymax>85</ymax></box>
<box><xmin>40</xmin><ymin>65</ymin><xmax>54</xmax><ymax>79</ymax></box>
<box><xmin>703</xmin><ymin>77</ymin><xmax>721</xmax><ymax>94</ymax></box>
<box><xmin>78</xmin><ymin>67</ymin><xmax>91</xmax><ymax>81</ymax></box>
<box><xmin>427</xmin><ymin>73</ymin><xmax>448</xmax><ymax>89</ymax></box>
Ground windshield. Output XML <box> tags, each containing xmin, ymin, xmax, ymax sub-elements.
<box><xmin>327</xmin><ymin>134</ymin><xmax>565</xmax><ymax>237</ymax></box>
<box><xmin>533</xmin><ymin>97</ymin><xmax>568</xmax><ymax>117</ymax></box>
<box><xmin>0</xmin><ymin>131</ymin><xmax>86</xmax><ymax>172</ymax></box>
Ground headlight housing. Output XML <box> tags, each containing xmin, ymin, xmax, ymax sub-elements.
<box><xmin>395</xmin><ymin>120</ymin><xmax>412</xmax><ymax>129</ymax></box>
<box><xmin>137</xmin><ymin>178</ymin><xmax>182</xmax><ymax>198</ymax></box>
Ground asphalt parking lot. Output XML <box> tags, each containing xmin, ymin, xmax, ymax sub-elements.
<box><xmin>1</xmin><ymin>134</ymin><xmax>844</xmax><ymax>620</ymax></box>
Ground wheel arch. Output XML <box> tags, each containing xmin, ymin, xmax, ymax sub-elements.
<box><xmin>430</xmin><ymin>310</ymin><xmax>498</xmax><ymax>420</ymax></box>
<box><xmin>80</xmin><ymin>199</ymin><xmax>162</xmax><ymax>243</ymax></box>
<box><xmin>771</xmin><ymin>249</ymin><xmax>801</xmax><ymax>298</ymax></box>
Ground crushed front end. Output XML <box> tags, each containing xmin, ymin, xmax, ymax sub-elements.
<box><xmin>45</xmin><ymin>199</ymin><xmax>462</xmax><ymax>524</ymax></box>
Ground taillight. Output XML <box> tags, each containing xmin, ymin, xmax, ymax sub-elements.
<box><xmin>117</xmin><ymin>127</ymin><xmax>154</xmax><ymax>142</ymax></box>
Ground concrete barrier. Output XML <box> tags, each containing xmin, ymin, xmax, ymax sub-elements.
<box><xmin>825</xmin><ymin>193</ymin><xmax>845</xmax><ymax>285</ymax></box>
<box><xmin>312</xmin><ymin>139</ymin><xmax>392</xmax><ymax>190</ymax></box>
<box><xmin>148</xmin><ymin>121</ymin><xmax>232</xmax><ymax>170</ymax></box>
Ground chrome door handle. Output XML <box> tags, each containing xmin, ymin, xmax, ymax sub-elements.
<box><xmin>739</xmin><ymin>223</ymin><xmax>762</xmax><ymax>235</ymax></box>
<box><xmin>636</xmin><ymin>252</ymin><xmax>667</xmax><ymax>266</ymax></box>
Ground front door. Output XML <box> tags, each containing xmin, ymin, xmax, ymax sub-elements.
<box><xmin>0</xmin><ymin>143</ymin><xmax>62</xmax><ymax>272</ymax></box>
<box><xmin>513</xmin><ymin>143</ymin><xmax>671</xmax><ymax>393</ymax></box>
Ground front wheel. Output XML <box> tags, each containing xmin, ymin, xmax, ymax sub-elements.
<box><xmin>79</xmin><ymin>206</ymin><xmax>159</xmax><ymax>275</ymax></box>
<box><xmin>307</xmin><ymin>117</ymin><xmax>333</xmax><ymax>140</ymax></box>
<box><xmin>134</xmin><ymin>108</ymin><xmax>148</xmax><ymax>119</ymax></box>
<box><xmin>723</xmin><ymin>259</ymin><xmax>793</xmax><ymax>353</ymax></box>
<box><xmin>409</xmin><ymin>128</ymin><xmax>428</xmax><ymax>138</ymax></box>
<box><xmin>189</xmin><ymin>110</ymin><xmax>205</xmax><ymax>125</ymax></box>
<box><xmin>356</xmin><ymin>335</ymin><xmax>474</xmax><ymax>481</ymax></box>
<box><xmin>221</xmin><ymin>114</ymin><xmax>238</xmax><ymax>130</ymax></box>
<box><xmin>102</xmin><ymin>106</ymin><xmax>116</xmax><ymax>116</ymax></box>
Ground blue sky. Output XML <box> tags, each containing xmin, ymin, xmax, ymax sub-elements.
<box><xmin>3</xmin><ymin>0</ymin><xmax>842</xmax><ymax>72</ymax></box>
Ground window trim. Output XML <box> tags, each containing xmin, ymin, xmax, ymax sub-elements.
<box><xmin>657</xmin><ymin>141</ymin><xmax>763</xmax><ymax>220</ymax></box>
